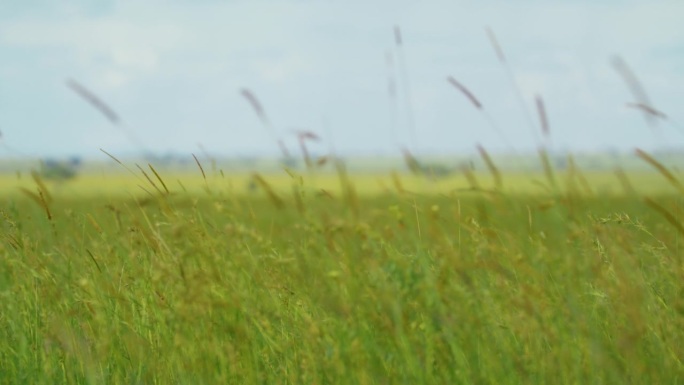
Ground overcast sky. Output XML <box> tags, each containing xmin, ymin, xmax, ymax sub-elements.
<box><xmin>0</xmin><ymin>0</ymin><xmax>682</xmax><ymax>159</ymax></box>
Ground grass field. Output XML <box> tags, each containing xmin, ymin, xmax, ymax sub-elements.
<box><xmin>2</xmin><ymin>164</ymin><xmax>684</xmax><ymax>384</ymax></box>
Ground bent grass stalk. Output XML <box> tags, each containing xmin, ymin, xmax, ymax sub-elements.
<box><xmin>635</xmin><ymin>148</ymin><xmax>684</xmax><ymax>195</ymax></box>
<box><xmin>446</xmin><ymin>76</ymin><xmax>515</xmax><ymax>153</ymax></box>
<box><xmin>535</xmin><ymin>95</ymin><xmax>550</xmax><ymax>148</ymax></box>
<box><xmin>252</xmin><ymin>173</ymin><xmax>285</xmax><ymax>209</ymax></box>
<box><xmin>148</xmin><ymin>164</ymin><xmax>170</xmax><ymax>195</ymax></box>
<box><xmin>485</xmin><ymin>27</ymin><xmax>539</xmax><ymax>145</ymax></box>
<box><xmin>476</xmin><ymin>144</ymin><xmax>502</xmax><ymax>190</ymax></box>
<box><xmin>67</xmin><ymin>79</ymin><xmax>149</xmax><ymax>152</ymax></box>
<box><xmin>240</xmin><ymin>88</ymin><xmax>291</xmax><ymax>159</ymax></box>
<box><xmin>612</xmin><ymin>56</ymin><xmax>657</xmax><ymax>128</ymax></box>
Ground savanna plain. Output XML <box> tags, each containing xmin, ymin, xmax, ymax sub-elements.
<box><xmin>2</xmin><ymin>161</ymin><xmax>684</xmax><ymax>385</ymax></box>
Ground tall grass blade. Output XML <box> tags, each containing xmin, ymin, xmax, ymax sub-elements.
<box><xmin>252</xmin><ymin>173</ymin><xmax>285</xmax><ymax>209</ymax></box>
<box><xmin>538</xmin><ymin>148</ymin><xmax>558</xmax><ymax>192</ymax></box>
<box><xmin>635</xmin><ymin>148</ymin><xmax>684</xmax><ymax>194</ymax></box>
<box><xmin>484</xmin><ymin>27</ymin><xmax>538</xmax><ymax>144</ymax></box>
<box><xmin>192</xmin><ymin>153</ymin><xmax>207</xmax><ymax>182</ymax></box>
<box><xmin>148</xmin><ymin>164</ymin><xmax>170</xmax><ymax>195</ymax></box>
<box><xmin>612</xmin><ymin>56</ymin><xmax>657</xmax><ymax>128</ymax></box>
<box><xmin>66</xmin><ymin>78</ymin><xmax>120</xmax><ymax>124</ymax></box>
<box><xmin>644</xmin><ymin>198</ymin><xmax>684</xmax><ymax>239</ymax></box>
<box><xmin>535</xmin><ymin>95</ymin><xmax>550</xmax><ymax>140</ymax></box>
<box><xmin>476</xmin><ymin>144</ymin><xmax>502</xmax><ymax>190</ymax></box>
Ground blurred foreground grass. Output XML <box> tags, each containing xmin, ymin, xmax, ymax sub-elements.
<box><xmin>1</xmin><ymin>169</ymin><xmax>684</xmax><ymax>384</ymax></box>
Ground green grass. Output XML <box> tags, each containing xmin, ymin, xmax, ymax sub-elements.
<box><xmin>1</xmin><ymin>168</ymin><xmax>684</xmax><ymax>384</ymax></box>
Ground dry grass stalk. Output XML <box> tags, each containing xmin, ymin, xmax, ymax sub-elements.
<box><xmin>614</xmin><ymin>167</ymin><xmax>637</xmax><ymax>196</ymax></box>
<box><xmin>252</xmin><ymin>174</ymin><xmax>285</xmax><ymax>209</ymax></box>
<box><xmin>391</xmin><ymin>171</ymin><xmax>405</xmax><ymax>194</ymax></box>
<box><xmin>626</xmin><ymin>103</ymin><xmax>667</xmax><ymax>120</ymax></box>
<box><xmin>335</xmin><ymin>159</ymin><xmax>359</xmax><ymax>219</ymax></box>
<box><xmin>136</xmin><ymin>185</ymin><xmax>155</xmax><ymax>199</ymax></box>
<box><xmin>644</xmin><ymin>198</ymin><xmax>684</xmax><ymax>239</ymax></box>
<box><xmin>484</xmin><ymin>27</ymin><xmax>539</xmax><ymax>144</ymax></box>
<box><xmin>31</xmin><ymin>170</ymin><xmax>52</xmax><ymax>204</ymax></box>
<box><xmin>136</xmin><ymin>164</ymin><xmax>164</xmax><ymax>195</ymax></box>
<box><xmin>240</xmin><ymin>88</ymin><xmax>268</xmax><ymax>126</ymax></box>
<box><xmin>100</xmin><ymin>148</ymin><xmax>145</xmax><ymax>183</ymax></box>
<box><xmin>476</xmin><ymin>144</ymin><xmax>502</xmax><ymax>190</ymax></box>
<box><xmin>535</xmin><ymin>95</ymin><xmax>550</xmax><ymax>139</ymax></box>
<box><xmin>69</xmin><ymin>79</ymin><xmax>149</xmax><ymax>152</ymax></box>
<box><xmin>197</xmin><ymin>143</ymin><xmax>217</xmax><ymax>173</ymax></box>
<box><xmin>635</xmin><ymin>148</ymin><xmax>684</xmax><ymax>194</ymax></box>
<box><xmin>293</xmin><ymin>130</ymin><xmax>320</xmax><ymax>169</ymax></box>
<box><xmin>538</xmin><ymin>148</ymin><xmax>558</xmax><ymax>192</ymax></box>
<box><xmin>567</xmin><ymin>155</ymin><xmax>593</xmax><ymax>196</ymax></box>
<box><xmin>85</xmin><ymin>249</ymin><xmax>103</xmax><ymax>274</ymax></box>
<box><xmin>192</xmin><ymin>153</ymin><xmax>207</xmax><ymax>183</ymax></box>
<box><xmin>19</xmin><ymin>187</ymin><xmax>51</xmax><ymax>220</ymax></box>
<box><xmin>611</xmin><ymin>56</ymin><xmax>657</xmax><ymax>127</ymax></box>
<box><xmin>66</xmin><ymin>79</ymin><xmax>120</xmax><ymax>124</ymax></box>
<box><xmin>240</xmin><ymin>88</ymin><xmax>290</xmax><ymax>158</ymax></box>
<box><xmin>461</xmin><ymin>164</ymin><xmax>481</xmax><ymax>190</ymax></box>
<box><xmin>148</xmin><ymin>164</ymin><xmax>170</xmax><ymax>195</ymax></box>
<box><xmin>176</xmin><ymin>179</ymin><xmax>187</xmax><ymax>193</ymax></box>
<box><xmin>447</xmin><ymin>77</ymin><xmax>482</xmax><ymax>109</ymax></box>
<box><xmin>485</xmin><ymin>27</ymin><xmax>506</xmax><ymax>63</ymax></box>
<box><xmin>446</xmin><ymin>76</ymin><xmax>514</xmax><ymax>152</ymax></box>
<box><xmin>292</xmin><ymin>184</ymin><xmax>305</xmax><ymax>214</ymax></box>
<box><xmin>86</xmin><ymin>214</ymin><xmax>102</xmax><ymax>234</ymax></box>
<box><xmin>401</xmin><ymin>148</ymin><xmax>423</xmax><ymax>175</ymax></box>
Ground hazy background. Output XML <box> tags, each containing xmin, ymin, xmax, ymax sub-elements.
<box><xmin>0</xmin><ymin>0</ymin><xmax>682</xmax><ymax>160</ymax></box>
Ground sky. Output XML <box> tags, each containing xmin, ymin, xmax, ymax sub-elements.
<box><xmin>0</xmin><ymin>0</ymin><xmax>682</xmax><ymax>159</ymax></box>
